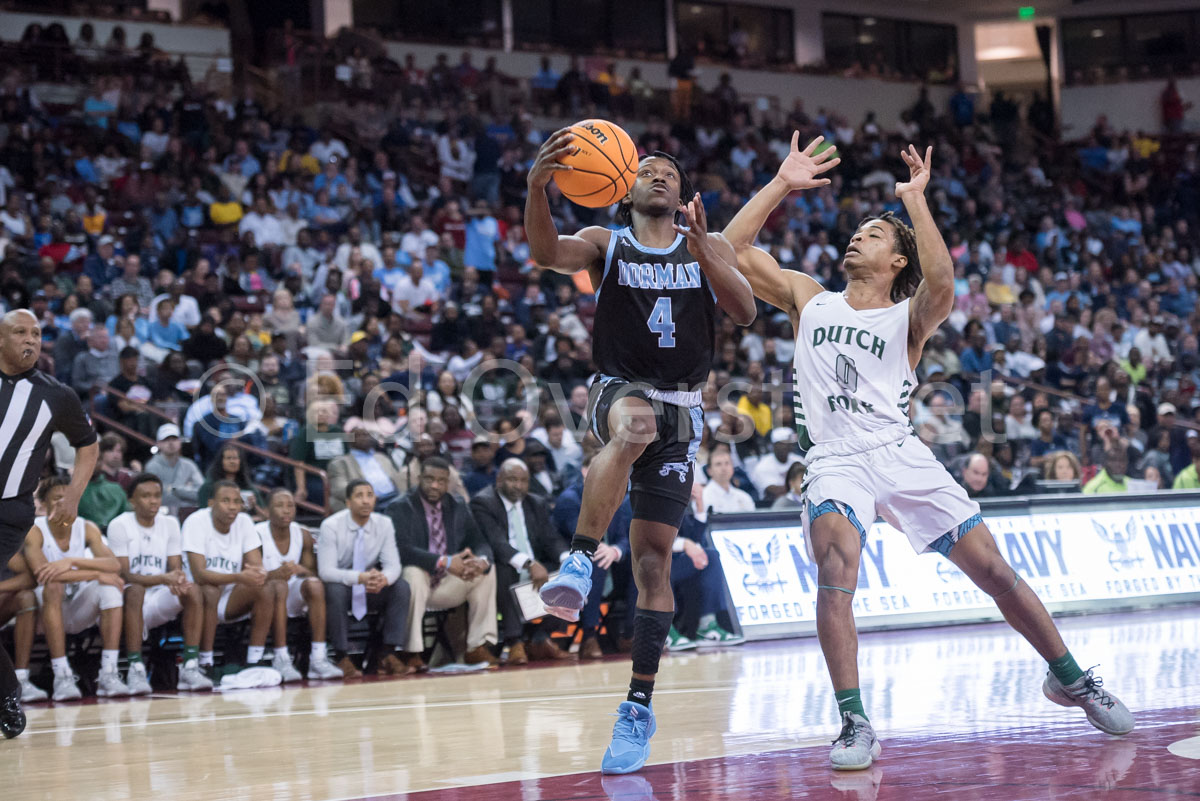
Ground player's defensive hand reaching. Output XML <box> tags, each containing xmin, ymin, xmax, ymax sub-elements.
<box><xmin>776</xmin><ymin>133</ymin><xmax>840</xmax><ymax>191</ymax></box>
<box><xmin>527</xmin><ymin>129</ymin><xmax>577</xmax><ymax>190</ymax></box>
<box><xmin>896</xmin><ymin>144</ymin><xmax>933</xmax><ymax>199</ymax></box>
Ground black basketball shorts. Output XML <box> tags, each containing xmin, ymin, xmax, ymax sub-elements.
<box><xmin>588</xmin><ymin>376</ymin><xmax>704</xmax><ymax>528</ymax></box>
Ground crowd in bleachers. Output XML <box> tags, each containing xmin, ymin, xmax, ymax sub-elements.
<box><xmin>2</xmin><ymin>24</ymin><xmax>1200</xmax><ymax>697</ymax></box>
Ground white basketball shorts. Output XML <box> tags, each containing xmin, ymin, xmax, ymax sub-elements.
<box><xmin>801</xmin><ymin>434</ymin><xmax>982</xmax><ymax>558</ymax></box>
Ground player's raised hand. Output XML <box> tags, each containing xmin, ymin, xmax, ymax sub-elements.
<box><xmin>674</xmin><ymin>193</ymin><xmax>712</xmax><ymax>251</ymax></box>
<box><xmin>776</xmin><ymin>133</ymin><xmax>840</xmax><ymax>191</ymax></box>
<box><xmin>527</xmin><ymin>128</ymin><xmax>577</xmax><ymax>190</ymax></box>
<box><xmin>896</xmin><ymin>144</ymin><xmax>933</xmax><ymax>199</ymax></box>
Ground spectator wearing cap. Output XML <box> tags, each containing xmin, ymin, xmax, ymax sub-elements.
<box><xmin>1083</xmin><ymin>447</ymin><xmax>1130</xmax><ymax>494</ymax></box>
<box><xmin>751</xmin><ymin>428</ymin><xmax>805</xmax><ymax>502</ymax></box>
<box><xmin>327</xmin><ymin>425</ymin><xmax>404</xmax><ymax>512</ymax></box>
<box><xmin>522</xmin><ymin>439</ymin><xmax>559</xmax><ymax>497</ymax></box>
<box><xmin>145</xmin><ymin>423</ymin><xmax>204</xmax><ymax>513</ymax></box>
<box><xmin>83</xmin><ymin>234</ymin><xmax>122</xmax><ymax>289</ymax></box>
<box><xmin>463</xmin><ymin>436</ymin><xmax>498</xmax><ymax>496</ymax></box>
<box><xmin>1044</xmin><ymin>272</ymin><xmax>1078</xmax><ymax>310</ymax></box>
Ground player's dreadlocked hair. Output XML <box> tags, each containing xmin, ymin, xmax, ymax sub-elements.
<box><xmin>858</xmin><ymin>211</ymin><xmax>922</xmax><ymax>303</ymax></box>
<box><xmin>616</xmin><ymin>151</ymin><xmax>695</xmax><ymax>227</ymax></box>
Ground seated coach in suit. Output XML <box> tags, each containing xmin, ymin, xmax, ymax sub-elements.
<box><xmin>471</xmin><ymin>458</ymin><xmax>573</xmax><ymax>665</ymax></box>
<box><xmin>388</xmin><ymin>456</ymin><xmax>499</xmax><ymax>668</ymax></box>
<box><xmin>317</xmin><ymin>480</ymin><xmax>414</xmax><ymax>678</ymax></box>
<box><xmin>327</xmin><ymin>426</ymin><xmax>405</xmax><ymax>512</ymax></box>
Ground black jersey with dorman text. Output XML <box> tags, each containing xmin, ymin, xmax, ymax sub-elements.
<box><xmin>0</xmin><ymin>368</ymin><xmax>97</xmax><ymax>501</ymax></box>
<box><xmin>590</xmin><ymin>226</ymin><xmax>717</xmax><ymax>393</ymax></box>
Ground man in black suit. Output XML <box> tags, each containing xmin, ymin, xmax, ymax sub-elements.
<box><xmin>389</xmin><ymin>456</ymin><xmax>499</xmax><ymax>668</ymax></box>
<box><xmin>471</xmin><ymin>459</ymin><xmax>573</xmax><ymax>665</ymax></box>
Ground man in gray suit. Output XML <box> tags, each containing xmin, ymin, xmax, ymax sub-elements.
<box><xmin>318</xmin><ymin>480</ymin><xmax>414</xmax><ymax>678</ymax></box>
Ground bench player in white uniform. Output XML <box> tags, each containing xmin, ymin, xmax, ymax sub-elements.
<box><xmin>182</xmin><ymin>480</ymin><xmax>272</xmax><ymax>673</ymax></box>
<box><xmin>107</xmin><ymin>473</ymin><xmax>212</xmax><ymax>693</ymax></box>
<box><xmin>725</xmin><ymin>136</ymin><xmax>1133</xmax><ymax>770</ymax></box>
<box><xmin>23</xmin><ymin>476</ymin><xmax>129</xmax><ymax>700</ymax></box>
<box><xmin>0</xmin><ymin>552</ymin><xmax>42</xmax><ymax>702</ymax></box>
<box><xmin>255</xmin><ymin>489</ymin><xmax>343</xmax><ymax>681</ymax></box>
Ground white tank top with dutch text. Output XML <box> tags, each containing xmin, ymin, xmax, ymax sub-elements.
<box><xmin>792</xmin><ymin>291</ymin><xmax>917</xmax><ymax>458</ymax></box>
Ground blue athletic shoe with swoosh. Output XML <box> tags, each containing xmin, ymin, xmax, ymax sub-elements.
<box><xmin>538</xmin><ymin>552</ymin><xmax>593</xmax><ymax>622</ymax></box>
<box><xmin>601</xmin><ymin>701</ymin><xmax>657</xmax><ymax>774</ymax></box>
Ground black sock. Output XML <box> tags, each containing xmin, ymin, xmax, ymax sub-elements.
<box><xmin>627</xmin><ymin>608</ymin><xmax>674</xmax><ymax>706</ymax></box>
<box><xmin>570</xmin><ymin>535</ymin><xmax>598</xmax><ymax>557</ymax></box>
<box><xmin>0</xmin><ymin>643</ymin><xmax>16</xmax><ymax>698</ymax></box>
<box><xmin>628</xmin><ymin>677</ymin><xmax>655</xmax><ymax>706</ymax></box>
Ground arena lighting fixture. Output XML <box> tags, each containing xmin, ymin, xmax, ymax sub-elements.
<box><xmin>863</xmin><ymin>17</ymin><xmax>876</xmax><ymax>25</ymax></box>
<box><xmin>1091</xmin><ymin>28</ymin><xmax>1105</xmax><ymax>37</ymax></box>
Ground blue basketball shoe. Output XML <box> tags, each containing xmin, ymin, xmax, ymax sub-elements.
<box><xmin>539</xmin><ymin>552</ymin><xmax>593</xmax><ymax>622</ymax></box>
<box><xmin>601</xmin><ymin>701</ymin><xmax>657</xmax><ymax>774</ymax></box>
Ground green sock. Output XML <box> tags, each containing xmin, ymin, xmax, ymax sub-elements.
<box><xmin>183</xmin><ymin>646</ymin><xmax>199</xmax><ymax>664</ymax></box>
<box><xmin>835</xmin><ymin>688</ymin><xmax>867</xmax><ymax>720</ymax></box>
<box><xmin>126</xmin><ymin>652</ymin><xmax>142</xmax><ymax>665</ymax></box>
<box><xmin>1048</xmin><ymin>651</ymin><xmax>1085</xmax><ymax>686</ymax></box>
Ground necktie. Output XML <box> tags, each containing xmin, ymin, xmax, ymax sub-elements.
<box><xmin>428</xmin><ymin>503</ymin><xmax>446</xmax><ymax>556</ymax></box>
<box><xmin>351</xmin><ymin>525</ymin><xmax>368</xmax><ymax>620</ymax></box>
<box><xmin>429</xmin><ymin>503</ymin><xmax>446</xmax><ymax>587</ymax></box>
<box><xmin>508</xmin><ymin>503</ymin><xmax>532</xmax><ymax>575</ymax></box>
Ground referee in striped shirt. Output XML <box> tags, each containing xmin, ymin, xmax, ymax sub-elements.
<box><xmin>0</xmin><ymin>310</ymin><xmax>99</xmax><ymax>739</ymax></box>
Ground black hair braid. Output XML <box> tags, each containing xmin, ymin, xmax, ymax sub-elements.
<box><xmin>859</xmin><ymin>211</ymin><xmax>922</xmax><ymax>302</ymax></box>
<box><xmin>616</xmin><ymin>151</ymin><xmax>694</xmax><ymax>227</ymax></box>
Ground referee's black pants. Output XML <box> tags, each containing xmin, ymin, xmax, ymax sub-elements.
<box><xmin>0</xmin><ymin>499</ymin><xmax>34</xmax><ymax>698</ymax></box>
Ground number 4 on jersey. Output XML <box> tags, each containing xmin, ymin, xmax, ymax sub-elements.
<box><xmin>648</xmin><ymin>297</ymin><xmax>676</xmax><ymax>347</ymax></box>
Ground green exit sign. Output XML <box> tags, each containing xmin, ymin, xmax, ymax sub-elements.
<box><xmin>1018</xmin><ymin>6</ymin><xmax>1035</xmax><ymax>20</ymax></box>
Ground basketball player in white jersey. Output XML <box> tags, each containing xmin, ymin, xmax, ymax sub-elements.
<box><xmin>725</xmin><ymin>136</ymin><xmax>1133</xmax><ymax>770</ymax></box>
<box><xmin>183</xmin><ymin>480</ymin><xmax>273</xmax><ymax>673</ymax></box>
<box><xmin>107</xmin><ymin>473</ymin><xmax>212</xmax><ymax>693</ymax></box>
<box><xmin>255</xmin><ymin>489</ymin><xmax>343</xmax><ymax>681</ymax></box>
<box><xmin>23</xmin><ymin>476</ymin><xmax>129</xmax><ymax>700</ymax></box>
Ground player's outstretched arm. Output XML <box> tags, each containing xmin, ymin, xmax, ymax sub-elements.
<box><xmin>675</xmin><ymin>194</ymin><xmax>755</xmax><ymax>325</ymax></box>
<box><xmin>525</xmin><ymin>128</ymin><xmax>606</xmax><ymax>274</ymax></box>
<box><xmin>724</xmin><ymin>133</ymin><xmax>838</xmax><ymax>316</ymax></box>
<box><xmin>896</xmin><ymin>145</ymin><xmax>955</xmax><ymax>356</ymax></box>
<box><xmin>724</xmin><ymin>133</ymin><xmax>839</xmax><ymax>251</ymax></box>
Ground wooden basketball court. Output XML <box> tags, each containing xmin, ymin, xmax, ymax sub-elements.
<box><xmin>3</xmin><ymin>607</ymin><xmax>1197</xmax><ymax>800</ymax></box>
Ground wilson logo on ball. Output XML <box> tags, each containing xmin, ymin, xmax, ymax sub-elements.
<box><xmin>553</xmin><ymin>118</ymin><xmax>638</xmax><ymax>208</ymax></box>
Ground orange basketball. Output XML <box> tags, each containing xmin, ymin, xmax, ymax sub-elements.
<box><xmin>552</xmin><ymin>119</ymin><xmax>638</xmax><ymax>208</ymax></box>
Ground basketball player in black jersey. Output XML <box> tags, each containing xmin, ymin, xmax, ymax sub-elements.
<box><xmin>525</xmin><ymin>128</ymin><xmax>755</xmax><ymax>773</ymax></box>
<box><xmin>0</xmin><ymin>309</ymin><xmax>100</xmax><ymax>739</ymax></box>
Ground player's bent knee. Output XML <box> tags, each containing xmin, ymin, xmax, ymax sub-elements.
<box><xmin>302</xmin><ymin>578</ymin><xmax>323</xmax><ymax>599</ymax></box>
<box><xmin>125</xmin><ymin>583</ymin><xmax>146</xmax><ymax>602</ymax></box>
<box><xmin>15</xmin><ymin>589</ymin><xmax>36</xmax><ymax>610</ymax></box>
<box><xmin>42</xmin><ymin>582</ymin><xmax>65</xmax><ymax>602</ymax></box>
<box><xmin>201</xmin><ymin>585</ymin><xmax>222</xmax><ymax>605</ymax></box>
